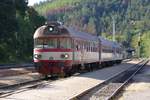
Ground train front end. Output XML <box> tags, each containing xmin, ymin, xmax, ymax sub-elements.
<box><xmin>33</xmin><ymin>22</ymin><xmax>73</xmax><ymax>76</ymax></box>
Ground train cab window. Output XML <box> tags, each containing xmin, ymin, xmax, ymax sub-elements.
<box><xmin>34</xmin><ymin>38</ymin><xmax>71</xmax><ymax>49</ymax></box>
<box><xmin>59</xmin><ymin>38</ymin><xmax>71</xmax><ymax>49</ymax></box>
<box><xmin>46</xmin><ymin>38</ymin><xmax>57</xmax><ymax>48</ymax></box>
<box><xmin>34</xmin><ymin>38</ymin><xmax>57</xmax><ymax>49</ymax></box>
<box><xmin>34</xmin><ymin>39</ymin><xmax>43</xmax><ymax>48</ymax></box>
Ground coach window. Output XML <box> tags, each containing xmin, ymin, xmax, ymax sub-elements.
<box><xmin>86</xmin><ymin>43</ymin><xmax>89</xmax><ymax>52</ymax></box>
<box><xmin>83</xmin><ymin>42</ymin><xmax>86</xmax><ymax>51</ymax></box>
<box><xmin>71</xmin><ymin>39</ymin><xmax>74</xmax><ymax>49</ymax></box>
<box><xmin>92</xmin><ymin>42</ymin><xmax>95</xmax><ymax>52</ymax></box>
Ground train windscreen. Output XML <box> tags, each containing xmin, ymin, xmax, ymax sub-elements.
<box><xmin>34</xmin><ymin>38</ymin><xmax>71</xmax><ymax>49</ymax></box>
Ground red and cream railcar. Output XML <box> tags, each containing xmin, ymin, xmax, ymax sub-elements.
<box><xmin>33</xmin><ymin>22</ymin><xmax>123</xmax><ymax>76</ymax></box>
<box><xmin>33</xmin><ymin>22</ymin><xmax>100</xmax><ymax>76</ymax></box>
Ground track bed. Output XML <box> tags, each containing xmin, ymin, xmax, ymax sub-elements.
<box><xmin>1</xmin><ymin>60</ymin><xmax>140</xmax><ymax>100</ymax></box>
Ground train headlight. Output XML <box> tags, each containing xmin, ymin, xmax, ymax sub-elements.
<box><xmin>61</xmin><ymin>54</ymin><xmax>69</xmax><ymax>59</ymax></box>
<box><xmin>34</xmin><ymin>54</ymin><xmax>42</xmax><ymax>59</ymax></box>
<box><xmin>64</xmin><ymin>54</ymin><xmax>69</xmax><ymax>58</ymax></box>
<box><xmin>49</xmin><ymin>26</ymin><xmax>54</xmax><ymax>32</ymax></box>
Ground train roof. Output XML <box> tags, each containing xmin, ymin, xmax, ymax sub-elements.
<box><xmin>99</xmin><ymin>36</ymin><xmax>122</xmax><ymax>48</ymax></box>
<box><xmin>34</xmin><ymin>22</ymin><xmax>122</xmax><ymax>47</ymax></box>
<box><xmin>113</xmin><ymin>42</ymin><xmax>122</xmax><ymax>48</ymax></box>
<box><xmin>65</xmin><ymin>27</ymin><xmax>98</xmax><ymax>41</ymax></box>
<box><xmin>99</xmin><ymin>36</ymin><xmax>113</xmax><ymax>47</ymax></box>
<box><xmin>34</xmin><ymin>22</ymin><xmax>98</xmax><ymax>41</ymax></box>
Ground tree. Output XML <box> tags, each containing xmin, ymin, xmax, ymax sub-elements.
<box><xmin>0</xmin><ymin>0</ymin><xmax>45</xmax><ymax>63</ymax></box>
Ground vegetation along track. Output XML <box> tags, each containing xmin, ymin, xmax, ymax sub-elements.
<box><xmin>71</xmin><ymin>59</ymin><xmax>149</xmax><ymax>100</ymax></box>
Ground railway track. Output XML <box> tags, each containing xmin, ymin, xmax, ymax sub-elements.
<box><xmin>0</xmin><ymin>64</ymin><xmax>42</xmax><ymax>97</ymax></box>
<box><xmin>0</xmin><ymin>59</ymin><xmax>144</xmax><ymax>99</ymax></box>
<box><xmin>0</xmin><ymin>59</ymin><xmax>131</xmax><ymax>77</ymax></box>
<box><xmin>71</xmin><ymin>59</ymin><xmax>149</xmax><ymax>100</ymax></box>
<box><xmin>0</xmin><ymin>63</ymin><xmax>35</xmax><ymax>77</ymax></box>
<box><xmin>0</xmin><ymin>77</ymin><xmax>46</xmax><ymax>98</ymax></box>
<box><xmin>0</xmin><ymin>69</ymin><xmax>85</xmax><ymax>98</ymax></box>
<box><xmin>0</xmin><ymin>63</ymin><xmax>33</xmax><ymax>69</ymax></box>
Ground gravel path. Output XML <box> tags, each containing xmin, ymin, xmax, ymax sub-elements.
<box><xmin>1</xmin><ymin>60</ymin><xmax>140</xmax><ymax>100</ymax></box>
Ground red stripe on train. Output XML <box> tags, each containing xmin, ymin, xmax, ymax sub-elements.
<box><xmin>34</xmin><ymin>48</ymin><xmax>73</xmax><ymax>52</ymax></box>
<box><xmin>34</xmin><ymin>60</ymin><xmax>73</xmax><ymax>62</ymax></box>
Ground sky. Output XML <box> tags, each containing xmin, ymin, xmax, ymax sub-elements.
<box><xmin>28</xmin><ymin>0</ymin><xmax>46</xmax><ymax>6</ymax></box>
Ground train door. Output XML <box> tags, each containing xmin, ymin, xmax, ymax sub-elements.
<box><xmin>99</xmin><ymin>39</ymin><xmax>102</xmax><ymax>64</ymax></box>
<box><xmin>72</xmin><ymin>39</ymin><xmax>75</xmax><ymax>63</ymax></box>
<box><xmin>81</xmin><ymin>40</ymin><xmax>85</xmax><ymax>64</ymax></box>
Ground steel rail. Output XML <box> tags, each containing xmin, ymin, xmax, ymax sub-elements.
<box><xmin>107</xmin><ymin>60</ymin><xmax>149</xmax><ymax>100</ymax></box>
<box><xmin>0</xmin><ymin>63</ymin><xmax>33</xmax><ymax>69</ymax></box>
<box><xmin>0</xmin><ymin>59</ymin><xmax>145</xmax><ymax>99</ymax></box>
<box><xmin>70</xmin><ymin>59</ymin><xmax>147</xmax><ymax>100</ymax></box>
<box><xmin>0</xmin><ymin>77</ymin><xmax>46</xmax><ymax>98</ymax></box>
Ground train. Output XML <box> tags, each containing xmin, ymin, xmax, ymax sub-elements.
<box><xmin>33</xmin><ymin>21</ymin><xmax>123</xmax><ymax>77</ymax></box>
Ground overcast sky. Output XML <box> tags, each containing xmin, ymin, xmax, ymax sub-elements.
<box><xmin>28</xmin><ymin>0</ymin><xmax>46</xmax><ymax>6</ymax></box>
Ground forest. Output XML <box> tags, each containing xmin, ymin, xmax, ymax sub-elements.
<box><xmin>0</xmin><ymin>0</ymin><xmax>45</xmax><ymax>63</ymax></box>
<box><xmin>0</xmin><ymin>0</ymin><xmax>150</xmax><ymax>63</ymax></box>
<box><xmin>35</xmin><ymin>0</ymin><xmax>150</xmax><ymax>57</ymax></box>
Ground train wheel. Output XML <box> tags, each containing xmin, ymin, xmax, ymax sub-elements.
<box><xmin>66</xmin><ymin>71</ymin><xmax>72</xmax><ymax>77</ymax></box>
<box><xmin>80</xmin><ymin>65</ymin><xmax>86</xmax><ymax>73</ymax></box>
<box><xmin>95</xmin><ymin>63</ymin><xmax>100</xmax><ymax>69</ymax></box>
<box><xmin>59</xmin><ymin>72</ymin><xmax>65</xmax><ymax>78</ymax></box>
<box><xmin>70</xmin><ymin>65</ymin><xmax>77</xmax><ymax>75</ymax></box>
<box><xmin>98</xmin><ymin>63</ymin><xmax>102</xmax><ymax>69</ymax></box>
<box><xmin>86</xmin><ymin>64</ymin><xmax>91</xmax><ymax>72</ymax></box>
<box><xmin>44</xmin><ymin>75</ymin><xmax>49</xmax><ymax>80</ymax></box>
<box><xmin>101</xmin><ymin>62</ymin><xmax>106</xmax><ymax>67</ymax></box>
